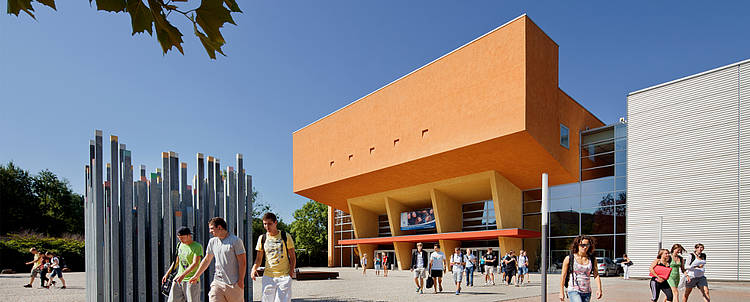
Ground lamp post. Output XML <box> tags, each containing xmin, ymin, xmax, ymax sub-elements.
<box><xmin>541</xmin><ymin>173</ymin><xmax>549</xmax><ymax>302</ymax></box>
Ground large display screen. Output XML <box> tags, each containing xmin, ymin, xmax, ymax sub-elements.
<box><xmin>400</xmin><ymin>208</ymin><xmax>436</xmax><ymax>230</ymax></box>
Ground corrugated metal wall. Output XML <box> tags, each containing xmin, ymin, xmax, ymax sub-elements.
<box><xmin>627</xmin><ymin>60</ymin><xmax>749</xmax><ymax>281</ymax></box>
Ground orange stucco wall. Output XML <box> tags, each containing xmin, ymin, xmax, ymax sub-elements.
<box><xmin>293</xmin><ymin>15</ymin><xmax>603</xmax><ymax>211</ymax></box>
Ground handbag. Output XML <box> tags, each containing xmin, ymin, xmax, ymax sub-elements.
<box><xmin>426</xmin><ymin>275</ymin><xmax>434</xmax><ymax>289</ymax></box>
<box><xmin>649</xmin><ymin>265</ymin><xmax>672</xmax><ymax>280</ymax></box>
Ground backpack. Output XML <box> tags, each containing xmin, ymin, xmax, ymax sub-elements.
<box><xmin>260</xmin><ymin>231</ymin><xmax>288</xmax><ymax>267</ymax></box>
<box><xmin>564</xmin><ymin>253</ymin><xmax>595</xmax><ymax>289</ymax></box>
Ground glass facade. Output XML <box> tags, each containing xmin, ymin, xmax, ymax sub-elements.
<box><xmin>333</xmin><ymin>209</ymin><xmax>358</xmax><ymax>267</ymax></box>
<box><xmin>523</xmin><ymin>123</ymin><xmax>627</xmax><ymax>272</ymax></box>
<box><xmin>462</xmin><ymin>200</ymin><xmax>496</xmax><ymax>231</ymax></box>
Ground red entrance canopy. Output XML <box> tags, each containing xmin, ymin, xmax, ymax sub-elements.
<box><xmin>338</xmin><ymin>228</ymin><xmax>540</xmax><ymax>245</ymax></box>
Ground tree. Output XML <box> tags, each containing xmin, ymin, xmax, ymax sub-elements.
<box><xmin>289</xmin><ymin>200</ymin><xmax>327</xmax><ymax>265</ymax></box>
<box><xmin>7</xmin><ymin>0</ymin><xmax>242</xmax><ymax>59</ymax></box>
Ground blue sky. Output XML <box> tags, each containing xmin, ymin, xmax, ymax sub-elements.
<box><xmin>1</xmin><ymin>1</ymin><xmax>749</xmax><ymax>222</ymax></box>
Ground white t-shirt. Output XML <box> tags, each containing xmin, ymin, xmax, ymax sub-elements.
<box><xmin>451</xmin><ymin>254</ymin><xmax>465</xmax><ymax>271</ymax></box>
<box><xmin>52</xmin><ymin>257</ymin><xmax>60</xmax><ymax>269</ymax></box>
<box><xmin>465</xmin><ymin>254</ymin><xmax>476</xmax><ymax>268</ymax></box>
<box><xmin>416</xmin><ymin>252</ymin><xmax>425</xmax><ymax>268</ymax></box>
<box><xmin>518</xmin><ymin>255</ymin><xmax>528</xmax><ymax>268</ymax></box>
<box><xmin>687</xmin><ymin>255</ymin><xmax>706</xmax><ymax>278</ymax></box>
<box><xmin>430</xmin><ymin>251</ymin><xmax>445</xmax><ymax>270</ymax></box>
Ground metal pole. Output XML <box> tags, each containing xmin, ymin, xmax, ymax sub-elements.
<box><xmin>541</xmin><ymin>173</ymin><xmax>549</xmax><ymax>302</ymax></box>
<box><xmin>162</xmin><ymin>152</ymin><xmax>171</xmax><ymax>275</ymax></box>
<box><xmin>122</xmin><ymin>150</ymin><xmax>134</xmax><ymax>301</ymax></box>
<box><xmin>246</xmin><ymin>174</ymin><xmax>253</xmax><ymax>302</ymax></box>
<box><xmin>110</xmin><ymin>137</ymin><xmax>120</xmax><ymax>302</ymax></box>
<box><xmin>658</xmin><ymin>216</ymin><xmax>663</xmax><ymax>250</ymax></box>
<box><xmin>149</xmin><ymin>172</ymin><xmax>161</xmax><ymax>302</ymax></box>
<box><xmin>94</xmin><ymin>131</ymin><xmax>105</xmax><ymax>302</ymax></box>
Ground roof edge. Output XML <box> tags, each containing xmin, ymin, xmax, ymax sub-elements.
<box><xmin>294</xmin><ymin>13</ymin><xmax>529</xmax><ymax>134</ymax></box>
<box><xmin>628</xmin><ymin>58</ymin><xmax>750</xmax><ymax>96</ymax></box>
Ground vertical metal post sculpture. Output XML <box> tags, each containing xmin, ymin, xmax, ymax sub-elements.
<box><xmin>85</xmin><ymin>131</ymin><xmax>253</xmax><ymax>302</ymax></box>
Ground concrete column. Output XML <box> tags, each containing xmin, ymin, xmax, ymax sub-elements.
<box><xmin>135</xmin><ymin>178</ymin><xmax>147</xmax><ymax>301</ymax></box>
<box><xmin>490</xmin><ymin>171</ymin><xmax>522</xmax><ymax>255</ymax></box>
<box><xmin>121</xmin><ymin>150</ymin><xmax>134</xmax><ymax>301</ymax></box>
<box><xmin>109</xmin><ymin>137</ymin><xmax>120</xmax><ymax>302</ymax></box>
<box><xmin>148</xmin><ymin>172</ymin><xmax>161</xmax><ymax>302</ymax></box>
<box><xmin>385</xmin><ymin>197</ymin><xmax>415</xmax><ymax>270</ymax></box>
<box><xmin>430</xmin><ymin>189</ymin><xmax>462</xmax><ymax>271</ymax></box>
<box><xmin>347</xmin><ymin>202</ymin><xmax>378</xmax><ymax>269</ymax></box>
<box><xmin>94</xmin><ymin>131</ymin><xmax>105</xmax><ymax>301</ymax></box>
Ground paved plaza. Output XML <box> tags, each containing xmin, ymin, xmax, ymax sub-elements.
<box><xmin>2</xmin><ymin>268</ymin><xmax>750</xmax><ymax>301</ymax></box>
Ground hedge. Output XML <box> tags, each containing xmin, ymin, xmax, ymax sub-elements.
<box><xmin>0</xmin><ymin>234</ymin><xmax>84</xmax><ymax>273</ymax></box>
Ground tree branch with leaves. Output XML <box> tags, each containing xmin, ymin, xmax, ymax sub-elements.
<box><xmin>7</xmin><ymin>0</ymin><xmax>241</xmax><ymax>59</ymax></box>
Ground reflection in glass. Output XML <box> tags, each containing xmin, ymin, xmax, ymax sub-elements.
<box><xmin>550</xmin><ymin>237</ymin><xmax>575</xmax><ymax>271</ymax></box>
<box><xmin>550</xmin><ymin>182</ymin><xmax>579</xmax><ymax>199</ymax></box>
<box><xmin>615</xmin><ymin>138</ymin><xmax>627</xmax><ymax>151</ymax></box>
<box><xmin>523</xmin><ymin>189</ymin><xmax>542</xmax><ymax>202</ymax></box>
<box><xmin>581</xmin><ymin>192</ymin><xmax>615</xmax><ymax>208</ymax></box>
<box><xmin>524</xmin><ymin>201</ymin><xmax>541</xmax><ymax>213</ymax></box>
<box><xmin>615</xmin><ymin>150</ymin><xmax>626</xmax><ymax>164</ymax></box>
<box><xmin>580</xmin><ymin>207</ymin><xmax>615</xmax><ymax>235</ymax></box>
<box><xmin>615</xmin><ymin>191</ymin><xmax>626</xmax><ymax>205</ymax></box>
<box><xmin>550</xmin><ymin>196</ymin><xmax>579</xmax><ymax>211</ymax></box>
<box><xmin>581</xmin><ymin>166</ymin><xmax>615</xmax><ymax>181</ymax></box>
<box><xmin>615</xmin><ymin>205</ymin><xmax>626</xmax><ymax>234</ymax></box>
<box><xmin>581</xmin><ymin>152</ymin><xmax>615</xmax><ymax>169</ymax></box>
<box><xmin>615</xmin><ymin>124</ymin><xmax>627</xmax><ymax>139</ymax></box>
<box><xmin>591</xmin><ymin>235</ymin><xmax>614</xmax><ymax>259</ymax></box>
<box><xmin>523</xmin><ymin>214</ymin><xmax>541</xmax><ymax>231</ymax></box>
<box><xmin>616</xmin><ymin>177</ymin><xmax>626</xmax><ymax>191</ymax></box>
<box><xmin>615</xmin><ymin>164</ymin><xmax>626</xmax><ymax>177</ymax></box>
<box><xmin>582</xmin><ymin>127</ymin><xmax>614</xmax><ymax>145</ymax></box>
<box><xmin>550</xmin><ymin>211</ymin><xmax>579</xmax><ymax>237</ymax></box>
<box><xmin>582</xmin><ymin>177</ymin><xmax>614</xmax><ymax>194</ymax></box>
<box><xmin>581</xmin><ymin>140</ymin><xmax>615</xmax><ymax>157</ymax></box>
<box><xmin>615</xmin><ymin>235</ymin><xmax>626</xmax><ymax>259</ymax></box>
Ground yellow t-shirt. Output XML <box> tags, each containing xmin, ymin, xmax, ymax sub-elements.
<box><xmin>32</xmin><ymin>254</ymin><xmax>41</xmax><ymax>269</ymax></box>
<box><xmin>256</xmin><ymin>232</ymin><xmax>295</xmax><ymax>277</ymax></box>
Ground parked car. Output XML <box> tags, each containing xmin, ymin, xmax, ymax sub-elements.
<box><xmin>596</xmin><ymin>257</ymin><xmax>618</xmax><ymax>277</ymax></box>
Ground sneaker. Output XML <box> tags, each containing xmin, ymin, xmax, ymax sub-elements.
<box><xmin>420</xmin><ymin>289</ymin><xmax>423</xmax><ymax>294</ymax></box>
<box><xmin>455</xmin><ymin>290</ymin><xmax>459</xmax><ymax>295</ymax></box>
<box><xmin>23</xmin><ymin>284</ymin><xmax>32</xmax><ymax>288</ymax></box>
<box><xmin>61</xmin><ymin>286</ymin><xmax>66</xmax><ymax>289</ymax></box>
<box><xmin>416</xmin><ymin>287</ymin><xmax>420</xmax><ymax>293</ymax></box>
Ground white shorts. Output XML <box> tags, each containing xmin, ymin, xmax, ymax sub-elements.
<box><xmin>485</xmin><ymin>265</ymin><xmax>496</xmax><ymax>274</ymax></box>
<box><xmin>261</xmin><ymin>275</ymin><xmax>292</xmax><ymax>302</ymax></box>
<box><xmin>452</xmin><ymin>270</ymin><xmax>463</xmax><ymax>282</ymax></box>
<box><xmin>413</xmin><ymin>268</ymin><xmax>426</xmax><ymax>278</ymax></box>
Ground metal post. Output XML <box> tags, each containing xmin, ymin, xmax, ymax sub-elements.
<box><xmin>104</xmin><ymin>163</ymin><xmax>111</xmax><ymax>302</ymax></box>
<box><xmin>226</xmin><ymin>166</ymin><xmax>236</xmax><ymax>234</ymax></box>
<box><xmin>110</xmin><ymin>137</ymin><xmax>120</xmax><ymax>302</ymax></box>
<box><xmin>94</xmin><ymin>131</ymin><xmax>105</xmax><ymax>302</ymax></box>
<box><xmin>181</xmin><ymin>162</ymin><xmax>189</xmax><ymax>227</ymax></box>
<box><xmin>658</xmin><ymin>216</ymin><xmax>663</xmax><ymax>250</ymax></box>
<box><xmin>136</xmin><ymin>174</ymin><xmax>147</xmax><ymax>302</ymax></box>
<box><xmin>170</xmin><ymin>152</ymin><xmax>179</xmax><ymax>236</ymax></box>
<box><xmin>162</xmin><ymin>152</ymin><xmax>172</xmax><ymax>274</ymax></box>
<box><xmin>541</xmin><ymin>173</ymin><xmax>549</xmax><ymax>302</ymax></box>
<box><xmin>246</xmin><ymin>174</ymin><xmax>253</xmax><ymax>302</ymax></box>
<box><xmin>149</xmin><ymin>172</ymin><xmax>162</xmax><ymax>302</ymax></box>
<box><xmin>237</xmin><ymin>155</ymin><xmax>245</xmax><ymax>242</ymax></box>
<box><xmin>216</xmin><ymin>159</ymin><xmax>224</xmax><ymax>218</ymax></box>
<box><xmin>122</xmin><ymin>150</ymin><xmax>134</xmax><ymax>301</ymax></box>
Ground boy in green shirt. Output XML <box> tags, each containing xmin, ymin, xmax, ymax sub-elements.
<box><xmin>163</xmin><ymin>226</ymin><xmax>203</xmax><ymax>302</ymax></box>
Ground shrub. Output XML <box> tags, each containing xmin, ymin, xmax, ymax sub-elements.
<box><xmin>0</xmin><ymin>233</ymin><xmax>84</xmax><ymax>272</ymax></box>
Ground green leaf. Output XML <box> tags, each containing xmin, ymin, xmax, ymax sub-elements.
<box><xmin>223</xmin><ymin>0</ymin><xmax>242</xmax><ymax>13</ymax></box>
<box><xmin>126</xmin><ymin>0</ymin><xmax>152</xmax><ymax>35</ymax></box>
<box><xmin>149</xmin><ymin>0</ymin><xmax>183</xmax><ymax>54</ymax></box>
<box><xmin>7</xmin><ymin>0</ymin><xmax>36</xmax><ymax>19</ymax></box>
<box><xmin>35</xmin><ymin>0</ymin><xmax>56</xmax><ymax>10</ymax></box>
<box><xmin>95</xmin><ymin>0</ymin><xmax>126</xmax><ymax>12</ymax></box>
<box><xmin>195</xmin><ymin>0</ymin><xmax>236</xmax><ymax>45</ymax></box>
<box><xmin>194</xmin><ymin>23</ymin><xmax>225</xmax><ymax>59</ymax></box>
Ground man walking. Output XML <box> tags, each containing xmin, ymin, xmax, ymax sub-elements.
<box><xmin>428</xmin><ymin>244</ymin><xmax>447</xmax><ymax>294</ymax></box>
<box><xmin>251</xmin><ymin>212</ymin><xmax>296</xmax><ymax>302</ymax></box>
<box><xmin>464</xmin><ymin>248</ymin><xmax>476</xmax><ymax>287</ymax></box>
<box><xmin>189</xmin><ymin>217</ymin><xmax>246</xmax><ymax>302</ymax></box>
<box><xmin>484</xmin><ymin>248</ymin><xmax>497</xmax><ymax>285</ymax></box>
<box><xmin>450</xmin><ymin>247</ymin><xmax>465</xmax><ymax>295</ymax></box>
<box><xmin>516</xmin><ymin>250</ymin><xmax>529</xmax><ymax>286</ymax></box>
<box><xmin>23</xmin><ymin>247</ymin><xmax>42</xmax><ymax>288</ymax></box>
<box><xmin>163</xmin><ymin>226</ymin><xmax>203</xmax><ymax>302</ymax></box>
<box><xmin>411</xmin><ymin>243</ymin><xmax>429</xmax><ymax>294</ymax></box>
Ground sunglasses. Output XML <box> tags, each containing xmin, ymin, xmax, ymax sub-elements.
<box><xmin>580</xmin><ymin>244</ymin><xmax>590</xmax><ymax>247</ymax></box>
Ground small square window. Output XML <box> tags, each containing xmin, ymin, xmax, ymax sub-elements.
<box><xmin>560</xmin><ymin>124</ymin><xmax>570</xmax><ymax>149</ymax></box>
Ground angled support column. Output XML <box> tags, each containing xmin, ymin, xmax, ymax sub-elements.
<box><xmin>347</xmin><ymin>202</ymin><xmax>379</xmax><ymax>269</ymax></box>
<box><xmin>385</xmin><ymin>197</ymin><xmax>415</xmax><ymax>270</ymax></box>
<box><xmin>327</xmin><ymin>206</ymin><xmax>335</xmax><ymax>267</ymax></box>
<box><xmin>430</xmin><ymin>189</ymin><xmax>462</xmax><ymax>271</ymax></box>
<box><xmin>490</xmin><ymin>171</ymin><xmax>522</xmax><ymax>256</ymax></box>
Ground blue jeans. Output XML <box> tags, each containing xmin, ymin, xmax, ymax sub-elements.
<box><xmin>465</xmin><ymin>266</ymin><xmax>475</xmax><ymax>286</ymax></box>
<box><xmin>568</xmin><ymin>291</ymin><xmax>591</xmax><ymax>302</ymax></box>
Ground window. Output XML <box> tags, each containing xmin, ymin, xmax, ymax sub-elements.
<box><xmin>560</xmin><ymin>124</ymin><xmax>570</xmax><ymax>149</ymax></box>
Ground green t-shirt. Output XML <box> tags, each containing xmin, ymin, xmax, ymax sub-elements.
<box><xmin>177</xmin><ymin>241</ymin><xmax>204</xmax><ymax>279</ymax></box>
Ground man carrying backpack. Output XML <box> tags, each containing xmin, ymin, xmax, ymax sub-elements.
<box><xmin>251</xmin><ymin>212</ymin><xmax>296</xmax><ymax>302</ymax></box>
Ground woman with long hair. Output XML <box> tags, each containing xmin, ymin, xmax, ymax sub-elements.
<box><xmin>621</xmin><ymin>253</ymin><xmax>632</xmax><ymax>280</ymax></box>
<box><xmin>668</xmin><ymin>244</ymin><xmax>686</xmax><ymax>302</ymax></box>
<box><xmin>649</xmin><ymin>249</ymin><xmax>673</xmax><ymax>302</ymax></box>
<box><xmin>559</xmin><ymin>235</ymin><xmax>603</xmax><ymax>302</ymax></box>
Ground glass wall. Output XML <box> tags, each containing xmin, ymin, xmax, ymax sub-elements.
<box><xmin>522</xmin><ymin>123</ymin><xmax>627</xmax><ymax>272</ymax></box>
<box><xmin>462</xmin><ymin>200</ymin><xmax>496</xmax><ymax>231</ymax></box>
<box><xmin>334</xmin><ymin>209</ymin><xmax>358</xmax><ymax>267</ymax></box>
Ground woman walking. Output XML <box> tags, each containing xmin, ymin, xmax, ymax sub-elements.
<box><xmin>668</xmin><ymin>245</ymin><xmax>686</xmax><ymax>302</ymax></box>
<box><xmin>374</xmin><ymin>253</ymin><xmax>382</xmax><ymax>276</ymax></box>
<box><xmin>559</xmin><ymin>235</ymin><xmax>603</xmax><ymax>302</ymax></box>
<box><xmin>382</xmin><ymin>252</ymin><xmax>389</xmax><ymax>277</ymax></box>
<box><xmin>683</xmin><ymin>243</ymin><xmax>710</xmax><ymax>302</ymax></box>
<box><xmin>621</xmin><ymin>254</ymin><xmax>632</xmax><ymax>280</ymax></box>
<box><xmin>649</xmin><ymin>249</ymin><xmax>673</xmax><ymax>302</ymax></box>
<box><xmin>361</xmin><ymin>253</ymin><xmax>368</xmax><ymax>276</ymax></box>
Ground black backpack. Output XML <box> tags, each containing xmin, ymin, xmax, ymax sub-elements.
<box><xmin>564</xmin><ymin>254</ymin><xmax>595</xmax><ymax>288</ymax></box>
<box><xmin>260</xmin><ymin>231</ymin><xmax>288</xmax><ymax>266</ymax></box>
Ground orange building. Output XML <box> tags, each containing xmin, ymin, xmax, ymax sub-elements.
<box><xmin>293</xmin><ymin>15</ymin><xmax>603</xmax><ymax>271</ymax></box>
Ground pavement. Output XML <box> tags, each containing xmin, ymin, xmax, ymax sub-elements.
<box><xmin>3</xmin><ymin>268</ymin><xmax>750</xmax><ymax>301</ymax></box>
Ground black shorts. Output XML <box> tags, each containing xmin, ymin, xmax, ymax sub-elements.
<box><xmin>431</xmin><ymin>269</ymin><xmax>443</xmax><ymax>278</ymax></box>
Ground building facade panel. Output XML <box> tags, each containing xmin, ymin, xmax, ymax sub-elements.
<box><xmin>628</xmin><ymin>62</ymin><xmax>745</xmax><ymax>280</ymax></box>
<box><xmin>739</xmin><ymin>62</ymin><xmax>750</xmax><ymax>280</ymax></box>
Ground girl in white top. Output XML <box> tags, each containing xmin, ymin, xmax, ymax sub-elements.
<box><xmin>361</xmin><ymin>254</ymin><xmax>367</xmax><ymax>276</ymax></box>
<box><xmin>559</xmin><ymin>235</ymin><xmax>602</xmax><ymax>302</ymax></box>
